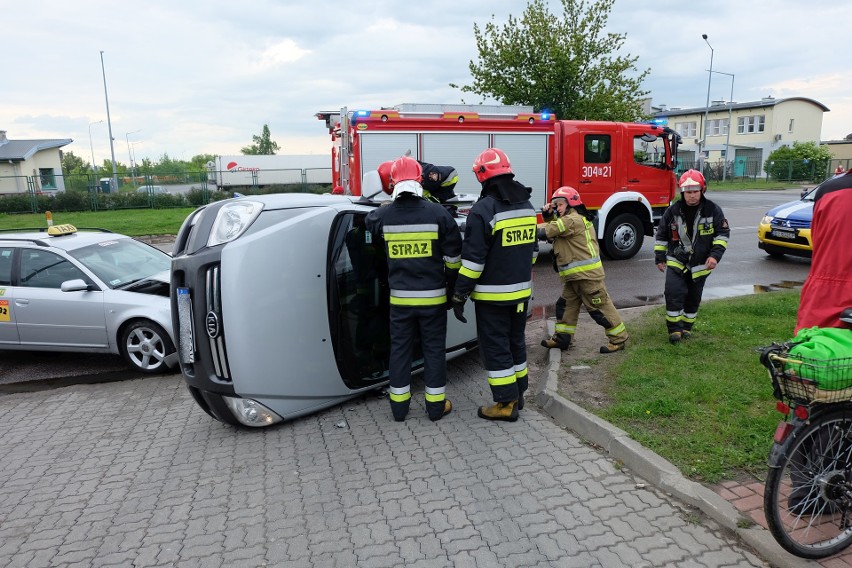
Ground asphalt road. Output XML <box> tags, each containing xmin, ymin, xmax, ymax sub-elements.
<box><xmin>3</xmin><ymin>188</ymin><xmax>811</xmax><ymax>387</ymax></box>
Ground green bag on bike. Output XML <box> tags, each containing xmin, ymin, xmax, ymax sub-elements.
<box><xmin>787</xmin><ymin>326</ymin><xmax>852</xmax><ymax>390</ymax></box>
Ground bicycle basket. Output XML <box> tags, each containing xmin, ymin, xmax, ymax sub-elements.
<box><xmin>768</xmin><ymin>353</ymin><xmax>852</xmax><ymax>404</ymax></box>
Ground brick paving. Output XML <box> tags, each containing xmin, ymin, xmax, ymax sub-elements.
<box><xmin>0</xmin><ymin>347</ymin><xmax>770</xmax><ymax>567</ymax></box>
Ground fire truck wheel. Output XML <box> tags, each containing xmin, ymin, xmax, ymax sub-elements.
<box><xmin>602</xmin><ymin>213</ymin><xmax>644</xmax><ymax>260</ymax></box>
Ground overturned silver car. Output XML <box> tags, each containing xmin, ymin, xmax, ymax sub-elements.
<box><xmin>170</xmin><ymin>191</ymin><xmax>478</xmax><ymax>427</ymax></box>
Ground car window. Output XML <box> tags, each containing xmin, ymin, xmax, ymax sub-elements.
<box><xmin>70</xmin><ymin>238</ymin><xmax>170</xmax><ymax>288</ymax></box>
<box><xmin>20</xmin><ymin>250</ymin><xmax>86</xmax><ymax>289</ymax></box>
<box><xmin>0</xmin><ymin>248</ymin><xmax>12</xmax><ymax>285</ymax></box>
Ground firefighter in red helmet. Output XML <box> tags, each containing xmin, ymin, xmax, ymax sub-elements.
<box><xmin>365</xmin><ymin>156</ymin><xmax>462</xmax><ymax>422</ymax></box>
<box><xmin>538</xmin><ymin>186</ymin><xmax>629</xmax><ymax>353</ymax></box>
<box><xmin>451</xmin><ymin>148</ymin><xmax>539</xmax><ymax>422</ymax></box>
<box><xmin>654</xmin><ymin>169</ymin><xmax>730</xmax><ymax>343</ymax></box>
<box><xmin>377</xmin><ymin>159</ymin><xmax>459</xmax><ymax>212</ymax></box>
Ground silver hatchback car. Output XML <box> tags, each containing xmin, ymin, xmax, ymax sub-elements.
<box><xmin>0</xmin><ymin>225</ymin><xmax>177</xmax><ymax>373</ymax></box>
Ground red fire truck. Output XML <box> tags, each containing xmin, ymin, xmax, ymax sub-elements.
<box><xmin>316</xmin><ymin>104</ymin><xmax>681</xmax><ymax>260</ymax></box>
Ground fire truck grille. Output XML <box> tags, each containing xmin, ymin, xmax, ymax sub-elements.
<box><xmin>205</xmin><ymin>265</ymin><xmax>231</xmax><ymax>381</ymax></box>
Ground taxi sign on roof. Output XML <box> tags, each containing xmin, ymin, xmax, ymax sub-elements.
<box><xmin>47</xmin><ymin>224</ymin><xmax>77</xmax><ymax>236</ymax></box>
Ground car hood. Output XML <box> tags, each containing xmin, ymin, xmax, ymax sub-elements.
<box><xmin>122</xmin><ymin>270</ymin><xmax>170</xmax><ymax>297</ymax></box>
<box><xmin>766</xmin><ymin>199</ymin><xmax>813</xmax><ymax>222</ymax></box>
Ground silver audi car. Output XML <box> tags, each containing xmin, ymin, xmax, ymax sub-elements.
<box><xmin>169</xmin><ymin>188</ymin><xmax>479</xmax><ymax>428</ymax></box>
<box><xmin>0</xmin><ymin>225</ymin><xmax>177</xmax><ymax>373</ymax></box>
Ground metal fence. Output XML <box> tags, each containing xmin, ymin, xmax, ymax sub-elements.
<box><xmin>0</xmin><ymin>169</ymin><xmax>334</xmax><ymax>215</ymax></box>
<box><xmin>674</xmin><ymin>158</ymin><xmax>842</xmax><ymax>184</ymax></box>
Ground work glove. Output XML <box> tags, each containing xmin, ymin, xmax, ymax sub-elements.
<box><xmin>536</xmin><ymin>226</ymin><xmax>548</xmax><ymax>241</ymax></box>
<box><xmin>451</xmin><ymin>293</ymin><xmax>468</xmax><ymax>323</ymax></box>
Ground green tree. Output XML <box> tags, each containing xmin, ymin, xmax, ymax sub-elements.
<box><xmin>241</xmin><ymin>124</ymin><xmax>280</xmax><ymax>155</ymax></box>
<box><xmin>451</xmin><ymin>0</ymin><xmax>649</xmax><ymax>122</ymax></box>
<box><xmin>764</xmin><ymin>141</ymin><xmax>833</xmax><ymax>182</ymax></box>
<box><xmin>189</xmin><ymin>154</ymin><xmax>216</xmax><ymax>172</ymax></box>
<box><xmin>61</xmin><ymin>151</ymin><xmax>87</xmax><ymax>175</ymax></box>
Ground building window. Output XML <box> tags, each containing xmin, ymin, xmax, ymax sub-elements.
<box><xmin>38</xmin><ymin>168</ymin><xmax>56</xmax><ymax>190</ymax></box>
<box><xmin>675</xmin><ymin>121</ymin><xmax>696</xmax><ymax>138</ymax></box>
<box><xmin>788</xmin><ymin>119</ymin><xmax>794</xmax><ymax>133</ymax></box>
<box><xmin>737</xmin><ymin>115</ymin><xmax>765</xmax><ymax>134</ymax></box>
<box><xmin>705</xmin><ymin>118</ymin><xmax>729</xmax><ymax>137</ymax></box>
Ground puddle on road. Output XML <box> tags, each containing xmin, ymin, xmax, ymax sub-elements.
<box><xmin>703</xmin><ymin>280</ymin><xmax>805</xmax><ymax>300</ymax></box>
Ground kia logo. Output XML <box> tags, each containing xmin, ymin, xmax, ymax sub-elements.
<box><xmin>206</xmin><ymin>311</ymin><xmax>220</xmax><ymax>338</ymax></box>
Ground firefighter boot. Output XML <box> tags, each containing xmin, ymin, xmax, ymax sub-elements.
<box><xmin>477</xmin><ymin>401</ymin><xmax>519</xmax><ymax>422</ymax></box>
<box><xmin>541</xmin><ymin>333</ymin><xmax>571</xmax><ymax>350</ymax></box>
<box><xmin>681</xmin><ymin>330</ymin><xmax>692</xmax><ymax>340</ymax></box>
<box><xmin>669</xmin><ymin>331</ymin><xmax>682</xmax><ymax>344</ymax></box>
<box><xmin>428</xmin><ymin>399</ymin><xmax>453</xmax><ymax>422</ymax></box>
<box><xmin>599</xmin><ymin>341</ymin><xmax>625</xmax><ymax>354</ymax></box>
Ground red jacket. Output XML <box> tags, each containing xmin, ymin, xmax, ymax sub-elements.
<box><xmin>795</xmin><ymin>188</ymin><xmax>852</xmax><ymax>332</ymax></box>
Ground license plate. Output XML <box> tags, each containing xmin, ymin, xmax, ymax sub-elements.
<box><xmin>771</xmin><ymin>228</ymin><xmax>796</xmax><ymax>240</ymax></box>
<box><xmin>176</xmin><ymin>287</ymin><xmax>195</xmax><ymax>363</ymax></box>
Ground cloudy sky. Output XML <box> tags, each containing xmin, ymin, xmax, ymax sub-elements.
<box><xmin>3</xmin><ymin>0</ymin><xmax>851</xmax><ymax>167</ymax></box>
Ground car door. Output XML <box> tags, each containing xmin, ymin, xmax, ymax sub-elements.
<box><xmin>0</xmin><ymin>247</ymin><xmax>18</xmax><ymax>345</ymax></box>
<box><xmin>14</xmin><ymin>248</ymin><xmax>109</xmax><ymax>348</ymax></box>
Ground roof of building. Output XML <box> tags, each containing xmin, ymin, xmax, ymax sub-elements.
<box><xmin>652</xmin><ymin>96</ymin><xmax>830</xmax><ymax>118</ymax></box>
<box><xmin>0</xmin><ymin>131</ymin><xmax>73</xmax><ymax>162</ymax></box>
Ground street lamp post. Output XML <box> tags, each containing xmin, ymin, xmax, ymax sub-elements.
<box><xmin>126</xmin><ymin>130</ymin><xmax>142</xmax><ymax>183</ymax></box>
<box><xmin>88</xmin><ymin>120</ymin><xmax>103</xmax><ymax>178</ymax></box>
<box><xmin>700</xmin><ymin>34</ymin><xmax>714</xmax><ymax>175</ymax></box>
<box><xmin>99</xmin><ymin>51</ymin><xmax>119</xmax><ymax>192</ymax></box>
<box><xmin>711</xmin><ymin>70</ymin><xmax>735</xmax><ymax>182</ymax></box>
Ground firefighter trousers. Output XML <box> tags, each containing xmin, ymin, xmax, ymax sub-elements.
<box><xmin>664</xmin><ymin>269</ymin><xmax>708</xmax><ymax>333</ymax></box>
<box><xmin>555</xmin><ymin>278</ymin><xmax>628</xmax><ymax>345</ymax></box>
<box><xmin>388</xmin><ymin>305</ymin><xmax>448</xmax><ymax>421</ymax></box>
<box><xmin>474</xmin><ymin>301</ymin><xmax>529</xmax><ymax>403</ymax></box>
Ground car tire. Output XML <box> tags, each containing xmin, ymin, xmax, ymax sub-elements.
<box><xmin>602</xmin><ymin>213</ymin><xmax>644</xmax><ymax>260</ymax></box>
<box><xmin>120</xmin><ymin>320</ymin><xmax>175</xmax><ymax>374</ymax></box>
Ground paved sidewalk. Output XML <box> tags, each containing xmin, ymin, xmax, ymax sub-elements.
<box><xmin>0</xmin><ymin>330</ymin><xmax>774</xmax><ymax>567</ymax></box>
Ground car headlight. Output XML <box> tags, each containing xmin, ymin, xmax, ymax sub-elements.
<box><xmin>761</xmin><ymin>215</ymin><xmax>774</xmax><ymax>225</ymax></box>
<box><xmin>223</xmin><ymin>397</ymin><xmax>283</xmax><ymax>426</ymax></box>
<box><xmin>208</xmin><ymin>200</ymin><xmax>264</xmax><ymax>246</ymax></box>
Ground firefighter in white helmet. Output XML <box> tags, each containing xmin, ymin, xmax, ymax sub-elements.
<box><xmin>654</xmin><ymin>169</ymin><xmax>730</xmax><ymax>343</ymax></box>
<box><xmin>365</xmin><ymin>156</ymin><xmax>462</xmax><ymax>421</ymax></box>
<box><xmin>538</xmin><ymin>186</ymin><xmax>629</xmax><ymax>353</ymax></box>
<box><xmin>451</xmin><ymin>148</ymin><xmax>539</xmax><ymax>422</ymax></box>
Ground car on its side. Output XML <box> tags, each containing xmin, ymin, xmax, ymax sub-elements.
<box><xmin>169</xmin><ymin>179</ymin><xmax>479</xmax><ymax>428</ymax></box>
<box><xmin>0</xmin><ymin>225</ymin><xmax>177</xmax><ymax>373</ymax></box>
<box><xmin>757</xmin><ymin>186</ymin><xmax>816</xmax><ymax>258</ymax></box>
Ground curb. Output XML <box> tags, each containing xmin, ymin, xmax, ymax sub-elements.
<box><xmin>532</xmin><ymin>317</ymin><xmax>818</xmax><ymax>568</ymax></box>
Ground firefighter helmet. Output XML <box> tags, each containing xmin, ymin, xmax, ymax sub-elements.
<box><xmin>390</xmin><ymin>156</ymin><xmax>423</xmax><ymax>199</ymax></box>
<box><xmin>377</xmin><ymin>161</ymin><xmax>394</xmax><ymax>194</ymax></box>
<box><xmin>551</xmin><ymin>186</ymin><xmax>582</xmax><ymax>206</ymax></box>
<box><xmin>472</xmin><ymin>148</ymin><xmax>512</xmax><ymax>183</ymax></box>
<box><xmin>678</xmin><ymin>169</ymin><xmax>706</xmax><ymax>193</ymax></box>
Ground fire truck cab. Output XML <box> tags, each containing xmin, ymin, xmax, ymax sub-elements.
<box><xmin>316</xmin><ymin>104</ymin><xmax>680</xmax><ymax>260</ymax></box>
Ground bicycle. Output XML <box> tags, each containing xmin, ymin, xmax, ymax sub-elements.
<box><xmin>759</xmin><ymin>313</ymin><xmax>852</xmax><ymax>559</ymax></box>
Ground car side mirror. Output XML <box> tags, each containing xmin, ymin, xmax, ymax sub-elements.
<box><xmin>61</xmin><ymin>279</ymin><xmax>91</xmax><ymax>292</ymax></box>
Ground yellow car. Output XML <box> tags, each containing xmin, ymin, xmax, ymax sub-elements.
<box><xmin>757</xmin><ymin>187</ymin><xmax>815</xmax><ymax>258</ymax></box>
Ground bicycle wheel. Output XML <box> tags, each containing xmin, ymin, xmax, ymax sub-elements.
<box><xmin>764</xmin><ymin>406</ymin><xmax>852</xmax><ymax>558</ymax></box>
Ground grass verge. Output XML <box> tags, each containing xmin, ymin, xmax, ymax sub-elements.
<box><xmin>0</xmin><ymin>209</ymin><xmax>194</xmax><ymax>236</ymax></box>
<box><xmin>592</xmin><ymin>290</ymin><xmax>801</xmax><ymax>484</ymax></box>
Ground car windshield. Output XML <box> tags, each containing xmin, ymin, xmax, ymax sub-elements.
<box><xmin>69</xmin><ymin>238</ymin><xmax>171</xmax><ymax>289</ymax></box>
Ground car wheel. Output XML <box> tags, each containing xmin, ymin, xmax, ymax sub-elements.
<box><xmin>120</xmin><ymin>320</ymin><xmax>175</xmax><ymax>374</ymax></box>
<box><xmin>602</xmin><ymin>213</ymin><xmax>644</xmax><ymax>260</ymax></box>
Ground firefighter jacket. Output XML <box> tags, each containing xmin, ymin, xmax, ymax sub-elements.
<box><xmin>454</xmin><ymin>174</ymin><xmax>539</xmax><ymax>305</ymax></box>
<box><xmin>539</xmin><ymin>208</ymin><xmax>604</xmax><ymax>282</ymax></box>
<box><xmin>365</xmin><ymin>193</ymin><xmax>462</xmax><ymax>307</ymax></box>
<box><xmin>419</xmin><ymin>161</ymin><xmax>459</xmax><ymax>204</ymax></box>
<box><xmin>653</xmin><ymin>196</ymin><xmax>729</xmax><ymax>279</ymax></box>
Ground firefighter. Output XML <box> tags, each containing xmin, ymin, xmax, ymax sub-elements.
<box><xmin>451</xmin><ymin>148</ymin><xmax>538</xmax><ymax>422</ymax></box>
<box><xmin>654</xmin><ymin>169</ymin><xmax>730</xmax><ymax>343</ymax></box>
<box><xmin>538</xmin><ymin>186</ymin><xmax>629</xmax><ymax>353</ymax></box>
<box><xmin>365</xmin><ymin>156</ymin><xmax>462</xmax><ymax>422</ymax></box>
<box><xmin>378</xmin><ymin>159</ymin><xmax>459</xmax><ymax>211</ymax></box>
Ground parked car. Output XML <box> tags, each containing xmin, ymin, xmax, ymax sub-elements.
<box><xmin>757</xmin><ymin>186</ymin><xmax>816</xmax><ymax>258</ymax></box>
<box><xmin>0</xmin><ymin>225</ymin><xmax>177</xmax><ymax>373</ymax></box>
<box><xmin>170</xmin><ymin>182</ymin><xmax>479</xmax><ymax>428</ymax></box>
<box><xmin>136</xmin><ymin>185</ymin><xmax>169</xmax><ymax>195</ymax></box>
